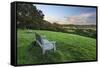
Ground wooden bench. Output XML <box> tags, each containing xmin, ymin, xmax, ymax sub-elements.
<box><xmin>35</xmin><ymin>33</ymin><xmax>56</xmax><ymax>54</ymax></box>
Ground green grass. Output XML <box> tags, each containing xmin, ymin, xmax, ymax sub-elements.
<box><xmin>17</xmin><ymin>29</ymin><xmax>96</xmax><ymax>65</ymax></box>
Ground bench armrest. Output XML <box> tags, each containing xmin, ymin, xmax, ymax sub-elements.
<box><xmin>51</xmin><ymin>41</ymin><xmax>56</xmax><ymax>51</ymax></box>
<box><xmin>43</xmin><ymin>41</ymin><xmax>56</xmax><ymax>45</ymax></box>
<box><xmin>51</xmin><ymin>41</ymin><xmax>56</xmax><ymax>47</ymax></box>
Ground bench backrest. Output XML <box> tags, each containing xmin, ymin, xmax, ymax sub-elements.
<box><xmin>35</xmin><ymin>33</ymin><xmax>43</xmax><ymax>44</ymax></box>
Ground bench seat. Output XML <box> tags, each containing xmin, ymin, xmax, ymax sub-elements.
<box><xmin>35</xmin><ymin>33</ymin><xmax>56</xmax><ymax>54</ymax></box>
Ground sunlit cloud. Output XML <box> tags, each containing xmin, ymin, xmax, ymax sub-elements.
<box><xmin>66</xmin><ymin>13</ymin><xmax>96</xmax><ymax>25</ymax></box>
<box><xmin>44</xmin><ymin>16</ymin><xmax>66</xmax><ymax>24</ymax></box>
<box><xmin>44</xmin><ymin>12</ymin><xmax>96</xmax><ymax>25</ymax></box>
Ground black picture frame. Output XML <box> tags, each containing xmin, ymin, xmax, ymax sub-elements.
<box><xmin>11</xmin><ymin>1</ymin><xmax>98</xmax><ymax>66</ymax></box>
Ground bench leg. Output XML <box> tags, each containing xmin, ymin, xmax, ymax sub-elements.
<box><xmin>53</xmin><ymin>44</ymin><xmax>56</xmax><ymax>52</ymax></box>
<box><xmin>43</xmin><ymin>49</ymin><xmax>45</xmax><ymax>55</ymax></box>
<box><xmin>54</xmin><ymin>47</ymin><xmax>56</xmax><ymax>52</ymax></box>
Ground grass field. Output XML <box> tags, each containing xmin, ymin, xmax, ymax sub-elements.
<box><xmin>17</xmin><ymin>29</ymin><xmax>96</xmax><ymax>65</ymax></box>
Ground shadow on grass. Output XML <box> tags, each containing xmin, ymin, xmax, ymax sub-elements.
<box><xmin>18</xmin><ymin>41</ymin><xmax>96</xmax><ymax>65</ymax></box>
<box><xmin>24</xmin><ymin>41</ymin><xmax>65</xmax><ymax>64</ymax></box>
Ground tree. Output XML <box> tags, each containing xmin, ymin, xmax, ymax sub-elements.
<box><xmin>16</xmin><ymin>3</ymin><xmax>44</xmax><ymax>29</ymax></box>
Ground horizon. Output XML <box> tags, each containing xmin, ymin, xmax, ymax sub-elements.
<box><xmin>34</xmin><ymin>4</ymin><xmax>96</xmax><ymax>25</ymax></box>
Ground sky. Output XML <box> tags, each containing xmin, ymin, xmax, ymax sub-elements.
<box><xmin>34</xmin><ymin>4</ymin><xmax>96</xmax><ymax>25</ymax></box>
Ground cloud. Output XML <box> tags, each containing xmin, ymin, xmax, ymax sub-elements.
<box><xmin>66</xmin><ymin>13</ymin><xmax>96</xmax><ymax>25</ymax></box>
<box><xmin>44</xmin><ymin>12</ymin><xmax>96</xmax><ymax>25</ymax></box>
<box><xmin>44</xmin><ymin>16</ymin><xmax>66</xmax><ymax>24</ymax></box>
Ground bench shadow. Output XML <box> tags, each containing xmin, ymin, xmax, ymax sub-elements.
<box><xmin>25</xmin><ymin>41</ymin><xmax>62</xmax><ymax>64</ymax></box>
<box><xmin>25</xmin><ymin>41</ymin><xmax>50</xmax><ymax>64</ymax></box>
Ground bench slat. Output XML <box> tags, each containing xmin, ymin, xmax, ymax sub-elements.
<box><xmin>35</xmin><ymin>33</ymin><xmax>56</xmax><ymax>54</ymax></box>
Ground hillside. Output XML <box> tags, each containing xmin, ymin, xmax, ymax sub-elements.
<box><xmin>17</xmin><ymin>29</ymin><xmax>96</xmax><ymax>65</ymax></box>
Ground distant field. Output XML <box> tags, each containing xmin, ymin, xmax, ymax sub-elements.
<box><xmin>17</xmin><ymin>29</ymin><xmax>96</xmax><ymax>65</ymax></box>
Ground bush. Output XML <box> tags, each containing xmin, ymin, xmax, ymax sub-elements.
<box><xmin>74</xmin><ymin>29</ymin><xmax>96</xmax><ymax>38</ymax></box>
